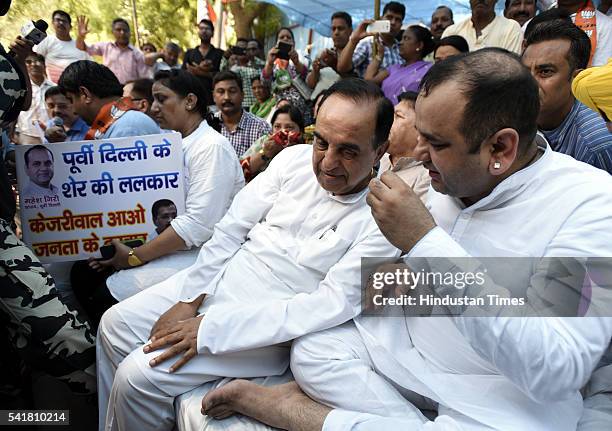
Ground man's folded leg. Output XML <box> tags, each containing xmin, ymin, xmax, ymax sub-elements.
<box><xmin>97</xmin><ymin>270</ymin><xmax>290</xmax><ymax>431</ymax></box>
<box><xmin>290</xmin><ymin>321</ymin><xmax>429</xmax><ymax>421</ymax></box>
<box><xmin>107</xmin><ymin>342</ymin><xmax>289</xmax><ymax>431</ymax></box>
<box><xmin>97</xmin><ymin>271</ymin><xmax>184</xmax><ymax>430</ymax></box>
<box><xmin>322</xmin><ymin>409</ymin><xmax>471</xmax><ymax>431</ymax></box>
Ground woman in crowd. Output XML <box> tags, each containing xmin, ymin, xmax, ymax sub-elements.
<box><xmin>250</xmin><ymin>76</ymin><xmax>275</xmax><ymax>119</ymax></box>
<box><xmin>240</xmin><ymin>104</ymin><xmax>304</xmax><ymax>181</ymax></box>
<box><xmin>97</xmin><ymin>69</ymin><xmax>244</xmax><ymax>302</ymax></box>
<box><xmin>433</xmin><ymin>35</ymin><xmax>469</xmax><ymax>63</ymax></box>
<box><xmin>261</xmin><ymin>27</ymin><xmax>313</xmax><ymax>125</ymax></box>
<box><xmin>365</xmin><ymin>25</ymin><xmax>434</xmax><ymax>105</ymax></box>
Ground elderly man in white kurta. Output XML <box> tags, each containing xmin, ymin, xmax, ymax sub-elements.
<box><xmin>200</xmin><ymin>49</ymin><xmax>612</xmax><ymax>431</ymax></box>
<box><xmin>96</xmin><ymin>78</ymin><xmax>400</xmax><ymax>431</ymax></box>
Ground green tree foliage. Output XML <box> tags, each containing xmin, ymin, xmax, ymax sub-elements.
<box><xmin>2</xmin><ymin>0</ymin><xmax>199</xmax><ymax>53</ymax></box>
<box><xmin>2</xmin><ymin>0</ymin><xmax>283</xmax><ymax>54</ymax></box>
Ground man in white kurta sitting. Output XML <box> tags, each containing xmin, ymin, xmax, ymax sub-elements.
<box><xmin>200</xmin><ymin>48</ymin><xmax>612</xmax><ymax>431</ymax></box>
<box><xmin>96</xmin><ymin>78</ymin><xmax>400</xmax><ymax>431</ymax></box>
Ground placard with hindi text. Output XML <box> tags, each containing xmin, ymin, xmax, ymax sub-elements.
<box><xmin>15</xmin><ymin>132</ymin><xmax>185</xmax><ymax>262</ymax></box>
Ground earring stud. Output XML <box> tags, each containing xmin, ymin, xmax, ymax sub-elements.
<box><xmin>493</xmin><ymin>161</ymin><xmax>501</xmax><ymax>169</ymax></box>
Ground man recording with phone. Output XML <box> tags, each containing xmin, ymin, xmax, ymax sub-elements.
<box><xmin>336</xmin><ymin>1</ymin><xmax>405</xmax><ymax>77</ymax></box>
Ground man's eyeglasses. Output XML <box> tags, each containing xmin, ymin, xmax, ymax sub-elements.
<box><xmin>25</xmin><ymin>59</ymin><xmax>44</xmax><ymax>65</ymax></box>
<box><xmin>53</xmin><ymin>17</ymin><xmax>69</xmax><ymax>24</ymax></box>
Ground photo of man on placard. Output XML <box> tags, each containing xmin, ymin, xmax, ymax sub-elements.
<box><xmin>22</xmin><ymin>144</ymin><xmax>59</xmax><ymax>201</ymax></box>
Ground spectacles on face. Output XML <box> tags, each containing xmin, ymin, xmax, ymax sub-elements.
<box><xmin>53</xmin><ymin>17</ymin><xmax>69</xmax><ymax>24</ymax></box>
<box><xmin>25</xmin><ymin>59</ymin><xmax>44</xmax><ymax>65</ymax></box>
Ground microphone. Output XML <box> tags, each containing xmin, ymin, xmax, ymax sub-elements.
<box><xmin>51</xmin><ymin>116</ymin><xmax>64</xmax><ymax>127</ymax></box>
<box><xmin>21</xmin><ymin>20</ymin><xmax>48</xmax><ymax>45</ymax></box>
<box><xmin>9</xmin><ymin>19</ymin><xmax>47</xmax><ymax>57</ymax></box>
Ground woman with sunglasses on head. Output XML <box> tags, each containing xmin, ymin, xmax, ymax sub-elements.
<box><xmin>99</xmin><ymin>69</ymin><xmax>244</xmax><ymax>301</ymax></box>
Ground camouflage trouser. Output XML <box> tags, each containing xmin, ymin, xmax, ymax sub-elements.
<box><xmin>0</xmin><ymin>218</ymin><xmax>96</xmax><ymax>395</ymax></box>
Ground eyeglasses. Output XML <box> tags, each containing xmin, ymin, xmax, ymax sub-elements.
<box><xmin>53</xmin><ymin>17</ymin><xmax>69</xmax><ymax>24</ymax></box>
<box><xmin>25</xmin><ymin>59</ymin><xmax>44</xmax><ymax>65</ymax></box>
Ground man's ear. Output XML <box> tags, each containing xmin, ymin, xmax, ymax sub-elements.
<box><xmin>486</xmin><ymin>128</ymin><xmax>520</xmax><ymax>176</ymax></box>
<box><xmin>78</xmin><ymin>86</ymin><xmax>93</xmax><ymax>104</ymax></box>
<box><xmin>134</xmin><ymin>99</ymin><xmax>149</xmax><ymax>113</ymax></box>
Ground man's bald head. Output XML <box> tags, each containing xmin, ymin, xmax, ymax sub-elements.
<box><xmin>420</xmin><ymin>48</ymin><xmax>540</xmax><ymax>155</ymax></box>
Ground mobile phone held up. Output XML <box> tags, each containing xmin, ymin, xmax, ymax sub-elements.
<box><xmin>277</xmin><ymin>41</ymin><xmax>292</xmax><ymax>60</ymax></box>
<box><xmin>367</xmin><ymin>20</ymin><xmax>391</xmax><ymax>34</ymax></box>
<box><xmin>231</xmin><ymin>45</ymin><xmax>246</xmax><ymax>56</ymax></box>
<box><xmin>99</xmin><ymin>239</ymin><xmax>145</xmax><ymax>260</ymax></box>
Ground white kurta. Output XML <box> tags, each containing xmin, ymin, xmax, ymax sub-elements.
<box><xmin>106</xmin><ymin>120</ymin><xmax>244</xmax><ymax>301</ymax></box>
<box><xmin>293</xmin><ymin>140</ymin><xmax>612</xmax><ymax>431</ymax></box>
<box><xmin>97</xmin><ymin>144</ymin><xmax>400</xmax><ymax>430</ymax></box>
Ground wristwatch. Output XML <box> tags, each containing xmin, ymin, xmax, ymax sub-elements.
<box><xmin>127</xmin><ymin>248</ymin><xmax>144</xmax><ymax>267</ymax></box>
<box><xmin>259</xmin><ymin>148</ymin><xmax>271</xmax><ymax>162</ymax></box>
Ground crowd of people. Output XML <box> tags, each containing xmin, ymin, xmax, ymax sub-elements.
<box><xmin>0</xmin><ymin>0</ymin><xmax>611</xmax><ymax>430</ymax></box>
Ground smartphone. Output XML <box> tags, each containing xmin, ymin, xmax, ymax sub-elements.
<box><xmin>277</xmin><ymin>41</ymin><xmax>292</xmax><ymax>60</ymax></box>
<box><xmin>231</xmin><ymin>46</ymin><xmax>246</xmax><ymax>56</ymax></box>
<box><xmin>99</xmin><ymin>239</ymin><xmax>145</xmax><ymax>260</ymax></box>
<box><xmin>367</xmin><ymin>20</ymin><xmax>391</xmax><ymax>34</ymax></box>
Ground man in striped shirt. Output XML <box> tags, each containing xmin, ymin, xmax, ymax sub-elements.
<box><xmin>522</xmin><ymin>19</ymin><xmax>612</xmax><ymax>174</ymax></box>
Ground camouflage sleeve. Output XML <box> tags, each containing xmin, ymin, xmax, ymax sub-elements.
<box><xmin>0</xmin><ymin>219</ymin><xmax>96</xmax><ymax>394</ymax></box>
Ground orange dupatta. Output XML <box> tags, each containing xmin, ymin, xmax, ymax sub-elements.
<box><xmin>84</xmin><ymin>97</ymin><xmax>136</xmax><ymax>140</ymax></box>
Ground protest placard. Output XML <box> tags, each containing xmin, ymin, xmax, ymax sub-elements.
<box><xmin>15</xmin><ymin>132</ymin><xmax>185</xmax><ymax>263</ymax></box>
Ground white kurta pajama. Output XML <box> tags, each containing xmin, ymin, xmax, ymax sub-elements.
<box><xmin>97</xmin><ymin>144</ymin><xmax>400</xmax><ymax>431</ymax></box>
<box><xmin>292</xmin><ymin>139</ymin><xmax>612</xmax><ymax>431</ymax></box>
<box><xmin>106</xmin><ymin>120</ymin><xmax>244</xmax><ymax>301</ymax></box>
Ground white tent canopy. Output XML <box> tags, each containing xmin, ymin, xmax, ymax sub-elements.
<box><xmin>262</xmin><ymin>1</ymin><xmax>506</xmax><ymax>37</ymax></box>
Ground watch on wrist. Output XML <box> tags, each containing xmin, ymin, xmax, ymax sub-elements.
<box><xmin>259</xmin><ymin>148</ymin><xmax>271</xmax><ymax>162</ymax></box>
<box><xmin>127</xmin><ymin>248</ymin><xmax>144</xmax><ymax>267</ymax></box>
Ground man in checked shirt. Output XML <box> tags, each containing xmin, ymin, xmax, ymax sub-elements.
<box><xmin>213</xmin><ymin>70</ymin><xmax>271</xmax><ymax>157</ymax></box>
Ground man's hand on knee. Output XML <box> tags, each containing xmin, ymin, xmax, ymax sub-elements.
<box><xmin>144</xmin><ymin>315</ymin><xmax>204</xmax><ymax>372</ymax></box>
<box><xmin>148</xmin><ymin>295</ymin><xmax>205</xmax><ymax>340</ymax></box>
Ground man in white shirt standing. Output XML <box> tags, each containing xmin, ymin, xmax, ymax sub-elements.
<box><xmin>442</xmin><ymin>0</ymin><xmax>523</xmax><ymax>53</ymax></box>
<box><xmin>200</xmin><ymin>49</ymin><xmax>612</xmax><ymax>431</ymax></box>
<box><xmin>96</xmin><ymin>78</ymin><xmax>400</xmax><ymax>431</ymax></box>
<box><xmin>34</xmin><ymin>10</ymin><xmax>90</xmax><ymax>83</ymax></box>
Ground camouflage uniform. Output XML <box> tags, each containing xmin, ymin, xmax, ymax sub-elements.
<box><xmin>0</xmin><ymin>218</ymin><xmax>96</xmax><ymax>394</ymax></box>
<box><xmin>0</xmin><ymin>43</ymin><xmax>96</xmax><ymax>395</ymax></box>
